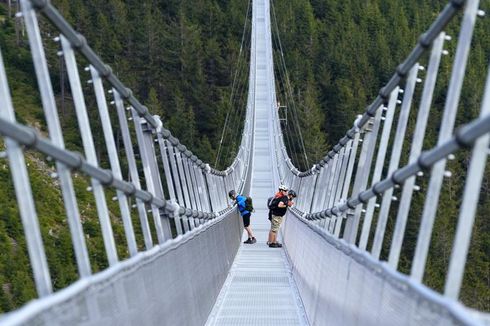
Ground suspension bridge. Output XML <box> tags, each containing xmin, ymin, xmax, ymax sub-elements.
<box><xmin>0</xmin><ymin>0</ymin><xmax>488</xmax><ymax>325</ymax></box>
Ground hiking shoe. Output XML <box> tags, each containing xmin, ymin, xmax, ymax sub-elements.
<box><xmin>251</xmin><ymin>237</ymin><xmax>257</xmax><ymax>244</ymax></box>
<box><xmin>244</xmin><ymin>238</ymin><xmax>253</xmax><ymax>244</ymax></box>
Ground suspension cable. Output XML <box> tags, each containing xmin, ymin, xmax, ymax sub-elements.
<box><xmin>274</xmin><ymin>22</ymin><xmax>309</xmax><ymax>168</ymax></box>
<box><xmin>270</xmin><ymin>0</ymin><xmax>309</xmax><ymax>168</ymax></box>
<box><xmin>272</xmin><ymin>47</ymin><xmax>303</xmax><ymax>167</ymax></box>
<box><xmin>228</xmin><ymin>55</ymin><xmax>250</xmax><ymax>157</ymax></box>
<box><xmin>215</xmin><ymin>0</ymin><xmax>252</xmax><ymax>167</ymax></box>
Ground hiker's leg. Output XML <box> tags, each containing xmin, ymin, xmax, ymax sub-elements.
<box><xmin>270</xmin><ymin>215</ymin><xmax>281</xmax><ymax>243</ymax></box>
<box><xmin>245</xmin><ymin>226</ymin><xmax>253</xmax><ymax>238</ymax></box>
<box><xmin>243</xmin><ymin>214</ymin><xmax>252</xmax><ymax>238</ymax></box>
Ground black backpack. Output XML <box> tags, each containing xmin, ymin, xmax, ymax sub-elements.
<box><xmin>244</xmin><ymin>196</ymin><xmax>254</xmax><ymax>212</ymax></box>
<box><xmin>267</xmin><ymin>197</ymin><xmax>278</xmax><ymax>210</ymax></box>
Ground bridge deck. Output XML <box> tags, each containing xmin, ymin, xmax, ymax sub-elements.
<box><xmin>206</xmin><ymin>217</ymin><xmax>308</xmax><ymax>325</ymax></box>
<box><xmin>207</xmin><ymin>0</ymin><xmax>308</xmax><ymax>323</ymax></box>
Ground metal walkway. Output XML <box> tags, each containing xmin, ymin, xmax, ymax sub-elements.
<box><xmin>206</xmin><ymin>222</ymin><xmax>308</xmax><ymax>325</ymax></box>
<box><xmin>207</xmin><ymin>1</ymin><xmax>307</xmax><ymax>321</ymax></box>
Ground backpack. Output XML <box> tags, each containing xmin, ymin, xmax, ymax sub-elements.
<box><xmin>244</xmin><ymin>196</ymin><xmax>254</xmax><ymax>212</ymax></box>
<box><xmin>267</xmin><ymin>197</ymin><xmax>279</xmax><ymax>210</ymax></box>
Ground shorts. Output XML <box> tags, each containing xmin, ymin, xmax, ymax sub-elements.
<box><xmin>243</xmin><ymin>213</ymin><xmax>251</xmax><ymax>227</ymax></box>
<box><xmin>270</xmin><ymin>215</ymin><xmax>283</xmax><ymax>233</ymax></box>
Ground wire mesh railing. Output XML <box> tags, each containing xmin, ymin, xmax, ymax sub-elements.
<box><xmin>273</xmin><ymin>0</ymin><xmax>489</xmax><ymax>315</ymax></box>
<box><xmin>0</xmin><ymin>0</ymin><xmax>254</xmax><ymax>303</ymax></box>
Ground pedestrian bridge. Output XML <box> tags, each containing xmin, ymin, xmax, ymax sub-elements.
<box><xmin>0</xmin><ymin>0</ymin><xmax>489</xmax><ymax>325</ymax></box>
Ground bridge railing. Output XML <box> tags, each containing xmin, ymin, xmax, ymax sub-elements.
<box><xmin>0</xmin><ymin>0</ymin><xmax>253</xmax><ymax>301</ymax></box>
<box><xmin>273</xmin><ymin>0</ymin><xmax>489</xmax><ymax>312</ymax></box>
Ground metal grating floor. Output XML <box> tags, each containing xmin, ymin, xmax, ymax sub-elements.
<box><xmin>206</xmin><ymin>0</ymin><xmax>307</xmax><ymax>324</ymax></box>
<box><xmin>205</xmin><ymin>221</ymin><xmax>309</xmax><ymax>326</ymax></box>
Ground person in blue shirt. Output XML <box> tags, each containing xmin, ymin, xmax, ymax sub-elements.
<box><xmin>229</xmin><ymin>190</ymin><xmax>256</xmax><ymax>244</ymax></box>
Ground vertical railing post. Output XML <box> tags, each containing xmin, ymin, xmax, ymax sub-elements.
<box><xmin>204</xmin><ymin>167</ymin><xmax>216</xmax><ymax>212</ymax></box>
<box><xmin>175</xmin><ymin>147</ymin><xmax>192</xmax><ymax>208</ymax></box>
<box><xmin>156</xmin><ymin>133</ymin><xmax>176</xmax><ymax>202</ymax></box>
<box><xmin>88</xmin><ymin>64</ymin><xmax>138</xmax><ymax>257</ymax></box>
<box><xmin>326</xmin><ymin>151</ymin><xmax>344</xmax><ymax>210</ymax></box>
<box><xmin>307</xmin><ymin>171</ymin><xmax>320</xmax><ymax>213</ymax></box>
<box><xmin>445</xmin><ymin>62</ymin><xmax>490</xmax><ymax>299</ymax></box>
<box><xmin>302</xmin><ymin>176</ymin><xmax>310</xmax><ymax>213</ymax></box>
<box><xmin>167</xmin><ymin>141</ymin><xmax>185</xmax><ymax>206</ymax></box>
<box><xmin>388</xmin><ymin>34</ymin><xmax>446</xmax><ymax>267</ymax></box>
<box><xmin>0</xmin><ymin>44</ymin><xmax>53</xmax><ymax>296</ymax></box>
<box><xmin>371</xmin><ymin>65</ymin><xmax>419</xmax><ymax>258</ymax></box>
<box><xmin>170</xmin><ymin>202</ymin><xmax>183</xmax><ymax>236</ymax></box>
<box><xmin>186</xmin><ymin>155</ymin><xmax>202</xmax><ymax>226</ymax></box>
<box><xmin>310</xmin><ymin>165</ymin><xmax>325</xmax><ymax>212</ymax></box>
<box><xmin>177</xmin><ymin>145</ymin><xmax>195</xmax><ymax>231</ymax></box>
<box><xmin>214</xmin><ymin>174</ymin><xmax>221</xmax><ymax>210</ymax></box>
<box><xmin>22</xmin><ymin>0</ymin><xmax>93</xmax><ymax>281</ymax></box>
<box><xmin>199</xmin><ymin>164</ymin><xmax>212</xmax><ymax>212</ymax></box>
<box><xmin>221</xmin><ymin>174</ymin><xmax>229</xmax><ymax>209</ymax></box>
<box><xmin>344</xmin><ymin>107</ymin><xmax>382</xmax><ymax>243</ymax></box>
<box><xmin>333</xmin><ymin>131</ymin><xmax>361</xmax><ymax>236</ymax></box>
<box><xmin>329</xmin><ymin>146</ymin><xmax>350</xmax><ymax>233</ymax></box>
<box><xmin>183</xmin><ymin>153</ymin><xmax>198</xmax><ymax>210</ymax></box>
<box><xmin>295</xmin><ymin>178</ymin><xmax>303</xmax><ymax>211</ymax></box>
<box><xmin>411</xmin><ymin>0</ymin><xmax>479</xmax><ymax>282</ymax></box>
<box><xmin>190</xmin><ymin>158</ymin><xmax>204</xmax><ymax>212</ymax></box>
<box><xmin>318</xmin><ymin>158</ymin><xmax>334</xmax><ymax>212</ymax></box>
<box><xmin>340</xmin><ymin>132</ymin><xmax>360</xmax><ymax>202</ymax></box>
<box><xmin>176</xmin><ymin>148</ymin><xmax>193</xmax><ymax>231</ymax></box>
<box><xmin>358</xmin><ymin>88</ymin><xmax>399</xmax><ymax>250</ymax></box>
<box><xmin>133</xmin><ymin>112</ymin><xmax>167</xmax><ymax>243</ymax></box>
<box><xmin>63</xmin><ymin>62</ymin><xmax>119</xmax><ymax>267</ymax></box>
<box><xmin>114</xmin><ymin>92</ymin><xmax>153</xmax><ymax>250</ymax></box>
<box><xmin>332</xmin><ymin>145</ymin><xmax>351</xmax><ymax>206</ymax></box>
<box><xmin>321</xmin><ymin>153</ymin><xmax>340</xmax><ymax>227</ymax></box>
<box><xmin>147</xmin><ymin>117</ymin><xmax>173</xmax><ymax>239</ymax></box>
<box><xmin>306</xmin><ymin>174</ymin><xmax>317</xmax><ymax>213</ymax></box>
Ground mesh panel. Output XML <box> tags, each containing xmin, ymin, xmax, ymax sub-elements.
<box><xmin>282</xmin><ymin>213</ymin><xmax>479</xmax><ymax>326</ymax></box>
<box><xmin>4</xmin><ymin>211</ymin><xmax>241</xmax><ymax>326</ymax></box>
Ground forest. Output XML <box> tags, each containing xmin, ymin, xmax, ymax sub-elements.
<box><xmin>0</xmin><ymin>0</ymin><xmax>488</xmax><ymax>313</ymax></box>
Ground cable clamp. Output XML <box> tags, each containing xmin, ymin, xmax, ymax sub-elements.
<box><xmin>353</xmin><ymin>115</ymin><xmax>363</xmax><ymax>132</ymax></box>
<box><xmin>153</xmin><ymin>115</ymin><xmax>163</xmax><ymax>133</ymax></box>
